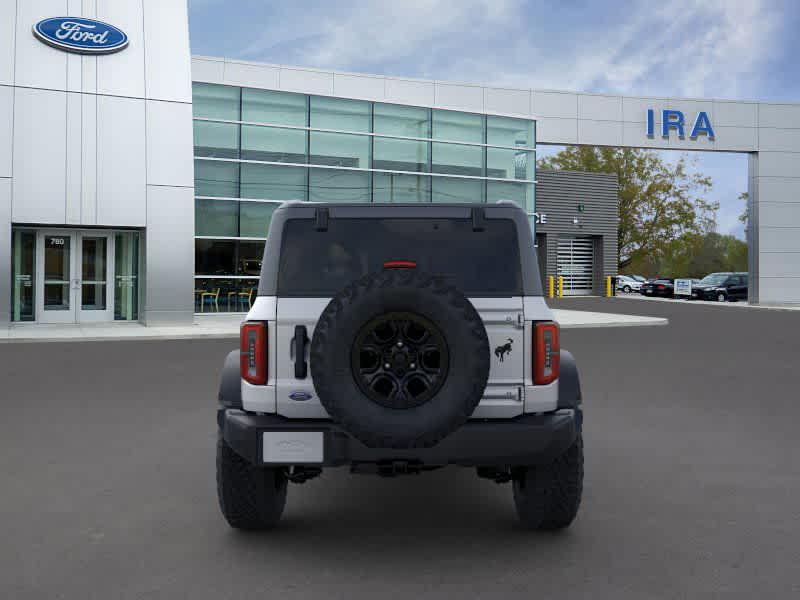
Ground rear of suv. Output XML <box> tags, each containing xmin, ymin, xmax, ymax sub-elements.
<box><xmin>217</xmin><ymin>202</ymin><xmax>584</xmax><ymax>531</ymax></box>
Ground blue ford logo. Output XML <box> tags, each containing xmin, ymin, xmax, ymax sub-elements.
<box><xmin>289</xmin><ymin>391</ymin><xmax>313</xmax><ymax>402</ymax></box>
<box><xmin>33</xmin><ymin>17</ymin><xmax>128</xmax><ymax>55</ymax></box>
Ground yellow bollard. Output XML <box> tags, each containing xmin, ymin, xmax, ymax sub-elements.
<box><xmin>548</xmin><ymin>275</ymin><xmax>555</xmax><ymax>298</ymax></box>
<box><xmin>558</xmin><ymin>276</ymin><xmax>564</xmax><ymax>298</ymax></box>
<box><xmin>606</xmin><ymin>276</ymin><xmax>612</xmax><ymax>297</ymax></box>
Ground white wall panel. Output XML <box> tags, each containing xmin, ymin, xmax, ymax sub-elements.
<box><xmin>333</xmin><ymin>73</ymin><xmax>384</xmax><ymax>101</ymax></box>
<box><xmin>146</xmin><ymin>100</ymin><xmax>193</xmax><ymax>187</ymax></box>
<box><xmin>536</xmin><ymin>117</ymin><xmax>577</xmax><ymax>145</ymax></box>
<box><xmin>0</xmin><ymin>178</ymin><xmax>10</xmax><ymax>324</ymax></box>
<box><xmin>759</xmin><ymin>128</ymin><xmax>800</xmax><ymax>153</ymax></box>
<box><xmin>757</xmin><ymin>177</ymin><xmax>800</xmax><ymax>207</ymax></box>
<box><xmin>385</xmin><ymin>78</ymin><xmax>435</xmax><ymax>107</ymax></box>
<box><xmin>758</xmin><ymin>277</ymin><xmax>800</xmax><ymax>304</ymax></box>
<box><xmin>81</xmin><ymin>92</ymin><xmax>97</xmax><ymax>224</ymax></box>
<box><xmin>11</xmin><ymin>87</ymin><xmax>66</xmax><ymax>223</ymax></box>
<box><xmin>279</xmin><ymin>67</ymin><xmax>334</xmax><ymax>96</ymax></box>
<box><xmin>759</xmin><ymin>253</ymin><xmax>800</xmax><ymax>277</ymax></box>
<box><xmin>191</xmin><ymin>57</ymin><xmax>225</xmax><ymax>83</ymax></box>
<box><xmin>223</xmin><ymin>61</ymin><xmax>278</xmax><ymax>89</ymax></box>
<box><xmin>713</xmin><ymin>101</ymin><xmax>757</xmax><ymax>128</ymax></box>
<box><xmin>65</xmin><ymin>92</ymin><xmax>82</xmax><ymax>223</ymax></box>
<box><xmin>757</xmin><ymin>152</ymin><xmax>800</xmax><ymax>178</ymax></box>
<box><xmin>578</xmin><ymin>94</ymin><xmax>622</xmax><ymax>121</ymax></box>
<box><xmin>143</xmin><ymin>0</ymin><xmax>191</xmax><ymax>102</ymax></box>
<box><xmin>435</xmin><ymin>82</ymin><xmax>483</xmax><ymax>112</ymax></box>
<box><xmin>578</xmin><ymin>119</ymin><xmax>623</xmax><ymax>146</ymax></box>
<box><xmin>0</xmin><ymin>1</ymin><xmax>15</xmax><ymax>85</ymax></box>
<box><xmin>533</xmin><ymin>91</ymin><xmax>577</xmax><ymax>119</ymax></box>
<box><xmin>14</xmin><ymin>0</ymin><xmax>69</xmax><ymax>90</ymax></box>
<box><xmin>96</xmin><ymin>0</ymin><xmax>145</xmax><ymax>98</ymax></box>
<box><xmin>484</xmin><ymin>87</ymin><xmax>530</xmax><ymax>117</ymax></box>
<box><xmin>96</xmin><ymin>95</ymin><xmax>146</xmax><ymax>225</ymax></box>
<box><xmin>759</xmin><ymin>103</ymin><xmax>800</xmax><ymax>129</ymax></box>
<box><xmin>0</xmin><ymin>85</ymin><xmax>12</xmax><ymax>178</ymax></box>
<box><xmin>145</xmin><ymin>184</ymin><xmax>193</xmax><ymax>324</ymax></box>
<box><xmin>621</xmin><ymin>96</ymin><xmax>654</xmax><ymax>123</ymax></box>
<box><xmin>713</xmin><ymin>126</ymin><xmax>757</xmax><ymax>152</ymax></box>
<box><xmin>757</xmin><ymin>227</ymin><xmax>800</xmax><ymax>251</ymax></box>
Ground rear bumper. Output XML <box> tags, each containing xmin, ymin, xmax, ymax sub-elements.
<box><xmin>219</xmin><ymin>408</ymin><xmax>581</xmax><ymax>468</ymax></box>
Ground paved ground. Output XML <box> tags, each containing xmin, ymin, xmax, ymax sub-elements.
<box><xmin>1</xmin><ymin>297</ymin><xmax>799</xmax><ymax>599</ymax></box>
<box><xmin>0</xmin><ymin>307</ymin><xmax>666</xmax><ymax>343</ymax></box>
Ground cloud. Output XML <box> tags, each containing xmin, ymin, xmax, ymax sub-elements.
<box><xmin>221</xmin><ymin>0</ymin><xmax>782</xmax><ymax>100</ymax></box>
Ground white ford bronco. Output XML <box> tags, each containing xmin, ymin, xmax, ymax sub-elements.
<box><xmin>217</xmin><ymin>202</ymin><xmax>583</xmax><ymax>530</ymax></box>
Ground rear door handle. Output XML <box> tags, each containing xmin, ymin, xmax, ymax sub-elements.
<box><xmin>293</xmin><ymin>325</ymin><xmax>308</xmax><ymax>379</ymax></box>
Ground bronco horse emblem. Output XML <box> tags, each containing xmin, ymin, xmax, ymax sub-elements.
<box><xmin>494</xmin><ymin>338</ymin><xmax>513</xmax><ymax>362</ymax></box>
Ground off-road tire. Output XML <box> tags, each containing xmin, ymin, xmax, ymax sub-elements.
<box><xmin>310</xmin><ymin>269</ymin><xmax>490</xmax><ymax>449</ymax></box>
<box><xmin>216</xmin><ymin>436</ymin><xmax>287</xmax><ymax>530</ymax></box>
<box><xmin>512</xmin><ymin>434</ymin><xmax>583</xmax><ymax>530</ymax></box>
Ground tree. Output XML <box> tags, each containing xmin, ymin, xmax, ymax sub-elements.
<box><xmin>538</xmin><ymin>147</ymin><xmax>717</xmax><ymax>271</ymax></box>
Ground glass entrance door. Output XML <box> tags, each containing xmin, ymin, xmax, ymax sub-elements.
<box><xmin>35</xmin><ymin>231</ymin><xmax>114</xmax><ymax>323</ymax></box>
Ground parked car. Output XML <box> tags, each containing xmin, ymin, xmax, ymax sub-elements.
<box><xmin>630</xmin><ymin>275</ymin><xmax>647</xmax><ymax>283</ymax></box>
<box><xmin>691</xmin><ymin>272</ymin><xmax>748</xmax><ymax>302</ymax></box>
<box><xmin>640</xmin><ymin>279</ymin><xmax>674</xmax><ymax>298</ymax></box>
<box><xmin>616</xmin><ymin>274</ymin><xmax>643</xmax><ymax>293</ymax></box>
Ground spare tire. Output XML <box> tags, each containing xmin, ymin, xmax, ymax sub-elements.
<box><xmin>310</xmin><ymin>269</ymin><xmax>490</xmax><ymax>449</ymax></box>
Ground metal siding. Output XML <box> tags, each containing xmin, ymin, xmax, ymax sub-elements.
<box><xmin>535</xmin><ymin>170</ymin><xmax>619</xmax><ymax>293</ymax></box>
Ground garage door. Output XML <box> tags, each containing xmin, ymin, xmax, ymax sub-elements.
<box><xmin>557</xmin><ymin>236</ymin><xmax>594</xmax><ymax>296</ymax></box>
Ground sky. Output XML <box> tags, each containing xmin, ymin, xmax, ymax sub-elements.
<box><xmin>188</xmin><ymin>0</ymin><xmax>800</xmax><ymax>239</ymax></box>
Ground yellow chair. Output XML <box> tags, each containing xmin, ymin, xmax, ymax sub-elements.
<box><xmin>200</xmin><ymin>288</ymin><xmax>220</xmax><ymax>312</ymax></box>
<box><xmin>237</xmin><ymin>287</ymin><xmax>255</xmax><ymax>311</ymax></box>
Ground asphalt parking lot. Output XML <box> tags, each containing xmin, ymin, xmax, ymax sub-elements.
<box><xmin>2</xmin><ymin>298</ymin><xmax>799</xmax><ymax>599</ymax></box>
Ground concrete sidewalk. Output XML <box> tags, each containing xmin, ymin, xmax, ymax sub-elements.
<box><xmin>1</xmin><ymin>309</ymin><xmax>667</xmax><ymax>343</ymax></box>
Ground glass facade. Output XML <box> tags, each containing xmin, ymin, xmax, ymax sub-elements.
<box><xmin>192</xmin><ymin>82</ymin><xmax>536</xmax><ymax>312</ymax></box>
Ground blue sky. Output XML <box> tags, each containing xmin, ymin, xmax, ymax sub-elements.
<box><xmin>188</xmin><ymin>0</ymin><xmax>800</xmax><ymax>239</ymax></box>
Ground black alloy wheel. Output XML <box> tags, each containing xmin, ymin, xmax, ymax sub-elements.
<box><xmin>351</xmin><ymin>312</ymin><xmax>449</xmax><ymax>409</ymax></box>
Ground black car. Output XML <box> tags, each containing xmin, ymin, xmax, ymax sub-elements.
<box><xmin>691</xmin><ymin>272</ymin><xmax>748</xmax><ymax>302</ymax></box>
<box><xmin>640</xmin><ymin>278</ymin><xmax>674</xmax><ymax>298</ymax></box>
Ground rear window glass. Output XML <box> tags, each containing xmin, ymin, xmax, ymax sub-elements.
<box><xmin>277</xmin><ymin>218</ymin><xmax>522</xmax><ymax>296</ymax></box>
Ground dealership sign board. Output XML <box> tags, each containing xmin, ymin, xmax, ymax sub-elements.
<box><xmin>33</xmin><ymin>17</ymin><xmax>128</xmax><ymax>54</ymax></box>
<box><xmin>647</xmin><ymin>109</ymin><xmax>715</xmax><ymax>141</ymax></box>
<box><xmin>674</xmin><ymin>278</ymin><xmax>693</xmax><ymax>297</ymax></box>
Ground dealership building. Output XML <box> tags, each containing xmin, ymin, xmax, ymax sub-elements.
<box><xmin>2</xmin><ymin>2</ymin><xmax>800</xmax><ymax>327</ymax></box>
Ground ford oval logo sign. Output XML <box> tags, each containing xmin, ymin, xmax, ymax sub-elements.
<box><xmin>33</xmin><ymin>17</ymin><xmax>128</xmax><ymax>55</ymax></box>
<box><xmin>289</xmin><ymin>391</ymin><xmax>313</xmax><ymax>402</ymax></box>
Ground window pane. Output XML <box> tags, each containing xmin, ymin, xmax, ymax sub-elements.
<box><xmin>194</xmin><ymin>160</ymin><xmax>239</xmax><ymax>198</ymax></box>
<box><xmin>374</xmin><ymin>103</ymin><xmax>429</xmax><ymax>137</ymax></box>
<box><xmin>373</xmin><ymin>173</ymin><xmax>430</xmax><ymax>203</ymax></box>
<box><xmin>486</xmin><ymin>148</ymin><xmax>533</xmax><ymax>179</ymax></box>
<box><xmin>193</xmin><ymin>121</ymin><xmax>239</xmax><ymax>158</ymax></box>
<box><xmin>240</xmin><ymin>163</ymin><xmax>307</xmax><ymax>201</ymax></box>
<box><xmin>431</xmin><ymin>177</ymin><xmax>484</xmax><ymax>203</ymax></box>
<box><xmin>195</xmin><ymin>198</ymin><xmax>238</xmax><ymax>237</ymax></box>
<box><xmin>192</xmin><ymin>83</ymin><xmax>240</xmax><ymax>120</ymax></box>
<box><xmin>309</xmin><ymin>168</ymin><xmax>370</xmax><ymax>202</ymax></box>
<box><xmin>242</xmin><ymin>88</ymin><xmax>307</xmax><ymax>126</ymax></box>
<box><xmin>114</xmin><ymin>232</ymin><xmax>139</xmax><ymax>321</ymax></box>
<box><xmin>432</xmin><ymin>110</ymin><xmax>484</xmax><ymax>143</ymax></box>
<box><xmin>431</xmin><ymin>142</ymin><xmax>483</xmax><ymax>176</ymax></box>
<box><xmin>241</xmin><ymin>125</ymin><xmax>306</xmax><ymax>163</ymax></box>
<box><xmin>311</xmin><ymin>96</ymin><xmax>370</xmax><ymax>132</ymax></box>
<box><xmin>195</xmin><ymin>240</ymin><xmax>236</xmax><ymax>275</ymax></box>
<box><xmin>194</xmin><ymin>278</ymin><xmax>259</xmax><ymax>313</ymax></box>
<box><xmin>487</xmin><ymin>116</ymin><xmax>534</xmax><ymax>148</ymax></box>
<box><xmin>310</xmin><ymin>131</ymin><xmax>369</xmax><ymax>168</ymax></box>
<box><xmin>373</xmin><ymin>137</ymin><xmax>428</xmax><ymax>172</ymax></box>
<box><xmin>487</xmin><ymin>181</ymin><xmax>533</xmax><ymax>211</ymax></box>
<box><xmin>11</xmin><ymin>230</ymin><xmax>35</xmax><ymax>322</ymax></box>
<box><xmin>239</xmin><ymin>201</ymin><xmax>279</xmax><ymax>238</ymax></box>
<box><xmin>238</xmin><ymin>241</ymin><xmax>265</xmax><ymax>275</ymax></box>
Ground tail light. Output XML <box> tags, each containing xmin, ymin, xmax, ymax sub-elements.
<box><xmin>240</xmin><ymin>321</ymin><xmax>267</xmax><ymax>385</ymax></box>
<box><xmin>533</xmin><ymin>322</ymin><xmax>560</xmax><ymax>385</ymax></box>
<box><xmin>657</xmin><ymin>284</ymin><xmax>665</xmax><ymax>290</ymax></box>
<box><xmin>383</xmin><ymin>260</ymin><xmax>417</xmax><ymax>269</ymax></box>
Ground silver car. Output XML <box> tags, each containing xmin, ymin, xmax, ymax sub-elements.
<box><xmin>616</xmin><ymin>274</ymin><xmax>643</xmax><ymax>293</ymax></box>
